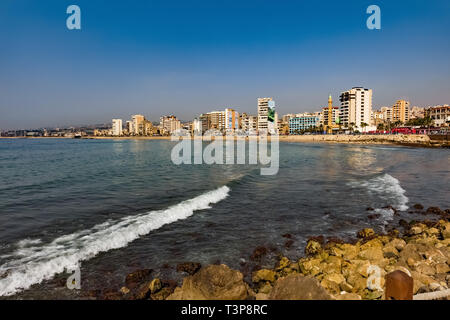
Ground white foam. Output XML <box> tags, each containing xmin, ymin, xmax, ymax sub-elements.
<box><xmin>348</xmin><ymin>173</ymin><xmax>409</xmax><ymax>214</ymax></box>
<box><xmin>0</xmin><ymin>186</ymin><xmax>230</xmax><ymax>297</ymax></box>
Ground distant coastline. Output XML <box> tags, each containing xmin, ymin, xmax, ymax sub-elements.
<box><xmin>2</xmin><ymin>134</ymin><xmax>448</xmax><ymax>148</ymax></box>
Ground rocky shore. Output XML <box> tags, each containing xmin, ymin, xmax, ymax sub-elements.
<box><xmin>86</xmin><ymin>206</ymin><xmax>450</xmax><ymax>300</ymax></box>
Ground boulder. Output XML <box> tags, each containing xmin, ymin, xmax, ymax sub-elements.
<box><xmin>358</xmin><ymin>247</ymin><xmax>384</xmax><ymax>262</ymax></box>
<box><xmin>383</xmin><ymin>246</ymin><xmax>399</xmax><ymax>259</ymax></box>
<box><xmin>149</xmin><ymin>278</ymin><xmax>162</xmax><ymax>294</ymax></box>
<box><xmin>435</xmin><ymin>263</ymin><xmax>450</xmax><ymax>274</ymax></box>
<box><xmin>320</xmin><ymin>273</ymin><xmax>346</xmax><ymax>294</ymax></box>
<box><xmin>441</xmin><ymin>222</ymin><xmax>450</xmax><ymax>239</ymax></box>
<box><xmin>357</xmin><ymin>228</ymin><xmax>375</xmax><ymax>239</ymax></box>
<box><xmin>167</xmin><ymin>264</ymin><xmax>248</xmax><ymax>300</ymax></box>
<box><xmin>125</xmin><ymin>269</ymin><xmax>152</xmax><ymax>289</ymax></box>
<box><xmin>269</xmin><ymin>274</ymin><xmax>333</xmax><ymax>300</ymax></box>
<box><xmin>275</xmin><ymin>257</ymin><xmax>290</xmax><ymax>271</ymax></box>
<box><xmin>298</xmin><ymin>258</ymin><xmax>321</xmax><ymax>274</ymax></box>
<box><xmin>305</xmin><ymin>239</ymin><xmax>322</xmax><ymax>256</ymax></box>
<box><xmin>176</xmin><ymin>262</ymin><xmax>202</xmax><ymax>275</ymax></box>
<box><xmin>414</xmin><ymin>262</ymin><xmax>435</xmax><ymax>276</ymax></box>
<box><xmin>252</xmin><ymin>269</ymin><xmax>276</xmax><ymax>283</ymax></box>
<box><xmin>387</xmin><ymin>238</ymin><xmax>406</xmax><ymax>251</ymax></box>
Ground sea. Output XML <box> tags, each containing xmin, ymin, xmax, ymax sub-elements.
<box><xmin>0</xmin><ymin>138</ymin><xmax>448</xmax><ymax>298</ymax></box>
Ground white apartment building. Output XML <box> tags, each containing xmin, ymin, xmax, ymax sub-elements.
<box><xmin>112</xmin><ymin>119</ymin><xmax>123</xmax><ymax>136</ymax></box>
<box><xmin>132</xmin><ymin>114</ymin><xmax>145</xmax><ymax>135</ymax></box>
<box><xmin>339</xmin><ymin>87</ymin><xmax>373</xmax><ymax>129</ymax></box>
<box><xmin>257</xmin><ymin>97</ymin><xmax>276</xmax><ymax>133</ymax></box>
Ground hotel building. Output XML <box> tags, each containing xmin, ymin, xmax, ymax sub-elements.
<box><xmin>426</xmin><ymin>105</ymin><xmax>450</xmax><ymax>127</ymax></box>
<box><xmin>289</xmin><ymin>114</ymin><xmax>320</xmax><ymax>134</ymax></box>
<box><xmin>339</xmin><ymin>87</ymin><xmax>373</xmax><ymax>129</ymax></box>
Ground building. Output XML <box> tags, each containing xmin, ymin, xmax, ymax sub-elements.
<box><xmin>125</xmin><ymin>120</ymin><xmax>133</xmax><ymax>135</ymax></box>
<box><xmin>112</xmin><ymin>119</ymin><xmax>123</xmax><ymax>136</ymax></box>
<box><xmin>131</xmin><ymin>114</ymin><xmax>145</xmax><ymax>135</ymax></box>
<box><xmin>289</xmin><ymin>115</ymin><xmax>320</xmax><ymax>134</ymax></box>
<box><xmin>410</xmin><ymin>106</ymin><xmax>425</xmax><ymax>119</ymax></box>
<box><xmin>224</xmin><ymin>108</ymin><xmax>239</xmax><ymax>130</ymax></box>
<box><xmin>257</xmin><ymin>97</ymin><xmax>276</xmax><ymax>133</ymax></box>
<box><xmin>380</xmin><ymin>106</ymin><xmax>392</xmax><ymax>123</ymax></box>
<box><xmin>425</xmin><ymin>105</ymin><xmax>450</xmax><ymax>127</ymax></box>
<box><xmin>371</xmin><ymin>110</ymin><xmax>385</xmax><ymax>126</ymax></box>
<box><xmin>392</xmin><ymin>100</ymin><xmax>410</xmax><ymax>123</ymax></box>
<box><xmin>323</xmin><ymin>95</ymin><xmax>340</xmax><ymax>132</ymax></box>
<box><xmin>339</xmin><ymin>87</ymin><xmax>373</xmax><ymax>129</ymax></box>
<box><xmin>208</xmin><ymin>111</ymin><xmax>225</xmax><ymax>130</ymax></box>
<box><xmin>160</xmin><ymin>115</ymin><xmax>181</xmax><ymax>135</ymax></box>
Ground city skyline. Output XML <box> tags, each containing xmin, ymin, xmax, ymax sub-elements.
<box><xmin>1</xmin><ymin>0</ymin><xmax>450</xmax><ymax>130</ymax></box>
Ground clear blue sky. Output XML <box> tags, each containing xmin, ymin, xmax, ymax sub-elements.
<box><xmin>0</xmin><ymin>0</ymin><xmax>449</xmax><ymax>130</ymax></box>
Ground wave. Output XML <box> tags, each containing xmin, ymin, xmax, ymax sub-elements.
<box><xmin>0</xmin><ymin>186</ymin><xmax>230</xmax><ymax>297</ymax></box>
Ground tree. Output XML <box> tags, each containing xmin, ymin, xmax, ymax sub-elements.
<box><xmin>377</xmin><ymin>123</ymin><xmax>385</xmax><ymax>131</ymax></box>
<box><xmin>360</xmin><ymin>122</ymin><xmax>369</xmax><ymax>133</ymax></box>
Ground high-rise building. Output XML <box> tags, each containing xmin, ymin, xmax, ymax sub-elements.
<box><xmin>224</xmin><ymin>108</ymin><xmax>239</xmax><ymax>130</ymax></box>
<box><xmin>289</xmin><ymin>115</ymin><xmax>320</xmax><ymax>134</ymax></box>
<box><xmin>257</xmin><ymin>98</ymin><xmax>276</xmax><ymax>133</ymax></box>
<box><xmin>392</xmin><ymin>100</ymin><xmax>410</xmax><ymax>123</ymax></box>
<box><xmin>132</xmin><ymin>114</ymin><xmax>145</xmax><ymax>135</ymax></box>
<box><xmin>339</xmin><ymin>87</ymin><xmax>372</xmax><ymax>129</ymax></box>
<box><xmin>381</xmin><ymin>106</ymin><xmax>392</xmax><ymax>123</ymax></box>
<box><xmin>112</xmin><ymin>119</ymin><xmax>123</xmax><ymax>136</ymax></box>
<box><xmin>160</xmin><ymin>115</ymin><xmax>181</xmax><ymax>135</ymax></box>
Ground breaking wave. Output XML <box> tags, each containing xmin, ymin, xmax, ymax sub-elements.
<box><xmin>0</xmin><ymin>186</ymin><xmax>230</xmax><ymax>297</ymax></box>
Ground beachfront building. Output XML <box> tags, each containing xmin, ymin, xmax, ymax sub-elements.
<box><xmin>322</xmin><ymin>106</ymin><xmax>340</xmax><ymax>126</ymax></box>
<box><xmin>225</xmin><ymin>108</ymin><xmax>239</xmax><ymax>130</ymax></box>
<box><xmin>339</xmin><ymin>87</ymin><xmax>373</xmax><ymax>129</ymax></box>
<box><xmin>160</xmin><ymin>115</ymin><xmax>181</xmax><ymax>135</ymax></box>
<box><xmin>392</xmin><ymin>100</ymin><xmax>410</xmax><ymax>123</ymax></box>
<box><xmin>131</xmin><ymin>114</ymin><xmax>145</xmax><ymax>135</ymax></box>
<box><xmin>289</xmin><ymin>114</ymin><xmax>320</xmax><ymax>134</ymax></box>
<box><xmin>240</xmin><ymin>113</ymin><xmax>258</xmax><ymax>134</ymax></box>
<box><xmin>257</xmin><ymin>97</ymin><xmax>276</xmax><ymax>134</ymax></box>
<box><xmin>112</xmin><ymin>119</ymin><xmax>123</xmax><ymax>136</ymax></box>
<box><xmin>425</xmin><ymin>105</ymin><xmax>450</xmax><ymax>127</ymax></box>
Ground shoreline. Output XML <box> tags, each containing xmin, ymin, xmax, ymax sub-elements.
<box><xmin>1</xmin><ymin>134</ymin><xmax>448</xmax><ymax>148</ymax></box>
<box><xmin>81</xmin><ymin>206</ymin><xmax>450</xmax><ymax>301</ymax></box>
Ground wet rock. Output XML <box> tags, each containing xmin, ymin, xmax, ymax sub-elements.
<box><xmin>252</xmin><ymin>269</ymin><xmax>276</xmax><ymax>283</ymax></box>
<box><xmin>119</xmin><ymin>286</ymin><xmax>130</xmax><ymax>295</ymax></box>
<box><xmin>409</xmin><ymin>224</ymin><xmax>425</xmax><ymax>235</ymax></box>
<box><xmin>269</xmin><ymin>274</ymin><xmax>333</xmax><ymax>300</ymax></box>
<box><xmin>284</xmin><ymin>239</ymin><xmax>294</xmax><ymax>248</ymax></box>
<box><xmin>282</xmin><ymin>233</ymin><xmax>293</xmax><ymax>239</ymax></box>
<box><xmin>366</xmin><ymin>207</ymin><xmax>374</xmax><ymax>211</ymax></box>
<box><xmin>103</xmin><ymin>289</ymin><xmax>123</xmax><ymax>300</ymax></box>
<box><xmin>368</xmin><ymin>214</ymin><xmax>381</xmax><ymax>220</ymax></box>
<box><xmin>426</xmin><ymin>207</ymin><xmax>443</xmax><ymax>216</ymax></box>
<box><xmin>305</xmin><ymin>239</ymin><xmax>322</xmax><ymax>256</ymax></box>
<box><xmin>151</xmin><ymin>287</ymin><xmax>174</xmax><ymax>300</ymax></box>
<box><xmin>176</xmin><ymin>262</ymin><xmax>201</xmax><ymax>275</ymax></box>
<box><xmin>357</xmin><ymin>228</ymin><xmax>375</xmax><ymax>239</ymax></box>
<box><xmin>413</xmin><ymin>204</ymin><xmax>424</xmax><ymax>210</ymax></box>
<box><xmin>250</xmin><ymin>246</ymin><xmax>268</xmax><ymax>261</ymax></box>
<box><xmin>167</xmin><ymin>264</ymin><xmax>248</xmax><ymax>300</ymax></box>
<box><xmin>125</xmin><ymin>269</ymin><xmax>152</xmax><ymax>289</ymax></box>
<box><xmin>149</xmin><ymin>278</ymin><xmax>162</xmax><ymax>294</ymax></box>
<box><xmin>275</xmin><ymin>257</ymin><xmax>290</xmax><ymax>271</ymax></box>
<box><xmin>133</xmin><ymin>282</ymin><xmax>152</xmax><ymax>300</ymax></box>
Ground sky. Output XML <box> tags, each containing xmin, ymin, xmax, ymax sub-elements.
<box><xmin>0</xmin><ymin>0</ymin><xmax>449</xmax><ymax>130</ymax></box>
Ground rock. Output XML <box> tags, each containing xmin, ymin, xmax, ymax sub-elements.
<box><xmin>365</xmin><ymin>290</ymin><xmax>383</xmax><ymax>300</ymax></box>
<box><xmin>435</xmin><ymin>263</ymin><xmax>450</xmax><ymax>274</ymax></box>
<box><xmin>250</xmin><ymin>246</ymin><xmax>268</xmax><ymax>261</ymax></box>
<box><xmin>414</xmin><ymin>262</ymin><xmax>436</xmax><ymax>276</ymax></box>
<box><xmin>305</xmin><ymin>239</ymin><xmax>322</xmax><ymax>256</ymax></box>
<box><xmin>103</xmin><ymin>289</ymin><xmax>123</xmax><ymax>300</ymax></box>
<box><xmin>383</xmin><ymin>246</ymin><xmax>399</xmax><ymax>259</ymax></box>
<box><xmin>275</xmin><ymin>257</ymin><xmax>290</xmax><ymax>271</ymax></box>
<box><xmin>346</xmin><ymin>273</ymin><xmax>367</xmax><ymax>292</ymax></box>
<box><xmin>357</xmin><ymin>228</ymin><xmax>375</xmax><ymax>239</ymax></box>
<box><xmin>426</xmin><ymin>207</ymin><xmax>444</xmax><ymax>216</ymax></box>
<box><xmin>413</xmin><ymin>204</ymin><xmax>424</xmax><ymax>210</ymax></box>
<box><xmin>340</xmin><ymin>244</ymin><xmax>359</xmax><ymax>260</ymax></box>
<box><xmin>167</xmin><ymin>264</ymin><xmax>248</xmax><ymax>300</ymax></box>
<box><xmin>125</xmin><ymin>269</ymin><xmax>152</xmax><ymax>289</ymax></box>
<box><xmin>441</xmin><ymin>222</ymin><xmax>450</xmax><ymax>239</ymax></box>
<box><xmin>284</xmin><ymin>239</ymin><xmax>294</xmax><ymax>248</ymax></box>
<box><xmin>387</xmin><ymin>238</ymin><xmax>406</xmax><ymax>251</ymax></box>
<box><xmin>149</xmin><ymin>278</ymin><xmax>162</xmax><ymax>294</ymax></box>
<box><xmin>366</xmin><ymin>207</ymin><xmax>374</xmax><ymax>211</ymax></box>
<box><xmin>358</xmin><ymin>247</ymin><xmax>384</xmax><ymax>261</ymax></box>
<box><xmin>298</xmin><ymin>258</ymin><xmax>321</xmax><ymax>274</ymax></box>
<box><xmin>133</xmin><ymin>281</ymin><xmax>152</xmax><ymax>300</ymax></box>
<box><xmin>336</xmin><ymin>293</ymin><xmax>361</xmax><ymax>300</ymax></box>
<box><xmin>119</xmin><ymin>286</ymin><xmax>130</xmax><ymax>295</ymax></box>
<box><xmin>151</xmin><ymin>287</ymin><xmax>175</xmax><ymax>300</ymax></box>
<box><xmin>282</xmin><ymin>233</ymin><xmax>293</xmax><ymax>239</ymax></box>
<box><xmin>269</xmin><ymin>274</ymin><xmax>333</xmax><ymax>300</ymax></box>
<box><xmin>409</xmin><ymin>224</ymin><xmax>425</xmax><ymax>235</ymax></box>
<box><xmin>340</xmin><ymin>281</ymin><xmax>353</xmax><ymax>292</ymax></box>
<box><xmin>255</xmin><ymin>293</ymin><xmax>269</xmax><ymax>300</ymax></box>
<box><xmin>252</xmin><ymin>269</ymin><xmax>276</xmax><ymax>283</ymax></box>
<box><xmin>176</xmin><ymin>262</ymin><xmax>202</xmax><ymax>275</ymax></box>
<box><xmin>320</xmin><ymin>273</ymin><xmax>345</xmax><ymax>294</ymax></box>
<box><xmin>258</xmin><ymin>282</ymin><xmax>272</xmax><ymax>294</ymax></box>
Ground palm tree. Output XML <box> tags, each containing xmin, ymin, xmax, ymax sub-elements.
<box><xmin>360</xmin><ymin>122</ymin><xmax>368</xmax><ymax>133</ymax></box>
<box><xmin>349</xmin><ymin>122</ymin><xmax>355</xmax><ymax>134</ymax></box>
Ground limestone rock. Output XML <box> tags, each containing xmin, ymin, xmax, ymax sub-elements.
<box><xmin>269</xmin><ymin>274</ymin><xmax>333</xmax><ymax>300</ymax></box>
<box><xmin>252</xmin><ymin>269</ymin><xmax>276</xmax><ymax>283</ymax></box>
<box><xmin>167</xmin><ymin>264</ymin><xmax>248</xmax><ymax>300</ymax></box>
<box><xmin>357</xmin><ymin>228</ymin><xmax>375</xmax><ymax>239</ymax></box>
<box><xmin>149</xmin><ymin>278</ymin><xmax>162</xmax><ymax>294</ymax></box>
<box><xmin>305</xmin><ymin>240</ymin><xmax>322</xmax><ymax>256</ymax></box>
<box><xmin>176</xmin><ymin>262</ymin><xmax>202</xmax><ymax>275</ymax></box>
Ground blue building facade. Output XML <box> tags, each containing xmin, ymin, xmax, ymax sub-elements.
<box><xmin>289</xmin><ymin>116</ymin><xmax>320</xmax><ymax>134</ymax></box>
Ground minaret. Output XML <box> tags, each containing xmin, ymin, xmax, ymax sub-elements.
<box><xmin>328</xmin><ymin>94</ymin><xmax>333</xmax><ymax>128</ymax></box>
